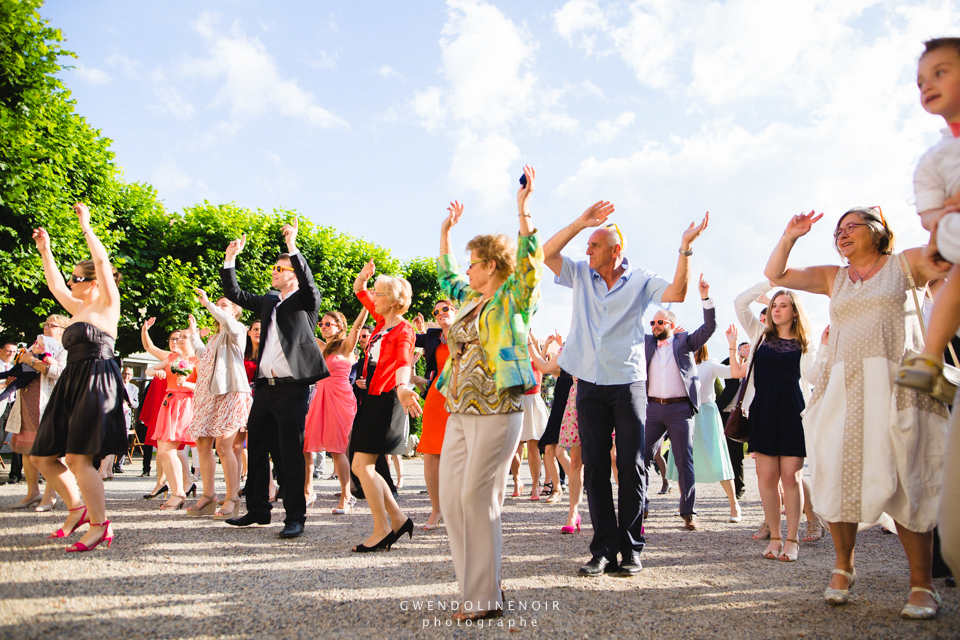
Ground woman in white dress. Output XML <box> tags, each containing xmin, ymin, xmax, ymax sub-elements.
<box><xmin>764</xmin><ymin>207</ymin><xmax>949</xmax><ymax>619</ymax></box>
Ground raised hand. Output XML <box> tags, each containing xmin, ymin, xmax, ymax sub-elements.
<box><xmin>783</xmin><ymin>211</ymin><xmax>823</xmax><ymax>241</ymax></box>
<box><xmin>577</xmin><ymin>201</ymin><xmax>615</xmax><ymax>229</ymax></box>
<box><xmin>145</xmin><ymin>317</ymin><xmax>156</xmax><ymax>329</ymax></box>
<box><xmin>32</xmin><ymin>228</ymin><xmax>51</xmax><ymax>253</ymax></box>
<box><xmin>281</xmin><ymin>216</ymin><xmax>299</xmax><ymax>250</ymax></box>
<box><xmin>725</xmin><ymin>324</ymin><xmax>738</xmax><ymax>346</ymax></box>
<box><xmin>359</xmin><ymin>259</ymin><xmax>376</xmax><ymax>282</ymax></box>
<box><xmin>195</xmin><ymin>288</ymin><xmax>209</xmax><ymax>306</ymax></box>
<box><xmin>698</xmin><ymin>273</ymin><xmax>710</xmax><ymax>299</ymax></box>
<box><xmin>443</xmin><ymin>200</ymin><xmax>464</xmax><ymax>231</ymax></box>
<box><xmin>225</xmin><ymin>234</ymin><xmax>247</xmax><ymax>261</ymax></box>
<box><xmin>755</xmin><ymin>293</ymin><xmax>771</xmax><ymax>305</ymax></box>
<box><xmin>199</xmin><ymin>327</ymin><xmax>211</xmax><ymax>338</ymax></box>
<box><xmin>73</xmin><ymin>202</ymin><xmax>92</xmax><ymax>231</ymax></box>
<box><xmin>517</xmin><ymin>165</ymin><xmax>535</xmax><ymax>215</ymax></box>
<box><xmin>413</xmin><ymin>313</ymin><xmax>426</xmax><ymax>333</ymax></box>
<box><xmin>680</xmin><ymin>212</ymin><xmax>709</xmax><ymax>249</ymax></box>
<box><xmin>187</xmin><ymin>314</ymin><xmax>197</xmax><ymax>335</ymax></box>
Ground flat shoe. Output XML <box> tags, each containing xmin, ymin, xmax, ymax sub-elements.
<box><xmin>824</xmin><ymin>568</ymin><xmax>856</xmax><ymax>605</ymax></box>
<box><xmin>901</xmin><ymin>587</ymin><xmax>941</xmax><ymax>620</ymax></box>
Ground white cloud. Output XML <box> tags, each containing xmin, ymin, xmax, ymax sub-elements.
<box><xmin>586</xmin><ymin>111</ymin><xmax>635</xmax><ymax>144</ymax></box>
<box><xmin>104</xmin><ymin>54</ymin><xmax>141</xmax><ymax>78</ymax></box>
<box><xmin>376</xmin><ymin>65</ymin><xmax>400</xmax><ymax>78</ymax></box>
<box><xmin>308</xmin><ymin>50</ymin><xmax>338</xmax><ymax>70</ymax></box>
<box><xmin>153</xmin><ymin>161</ymin><xmax>197</xmax><ymax>193</ymax></box>
<box><xmin>74</xmin><ymin>62</ymin><xmax>110</xmax><ymax>85</ymax></box>
<box><xmin>149</xmin><ymin>69</ymin><xmax>195</xmax><ymax>118</ymax></box>
<box><xmin>448</xmin><ymin>130</ymin><xmax>521</xmax><ymax>209</ymax></box>
<box><xmin>184</xmin><ymin>13</ymin><xmax>349</xmax><ymax>130</ymax></box>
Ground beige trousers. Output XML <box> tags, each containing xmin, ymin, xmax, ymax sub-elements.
<box><xmin>941</xmin><ymin>397</ymin><xmax>960</xmax><ymax>578</ymax></box>
<box><xmin>439</xmin><ymin>411</ymin><xmax>523</xmax><ymax>612</ymax></box>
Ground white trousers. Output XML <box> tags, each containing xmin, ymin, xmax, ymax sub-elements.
<box><xmin>439</xmin><ymin>411</ymin><xmax>523</xmax><ymax>612</ymax></box>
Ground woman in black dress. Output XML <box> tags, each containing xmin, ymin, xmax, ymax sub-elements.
<box><xmin>733</xmin><ymin>283</ymin><xmax>816</xmax><ymax>563</ymax></box>
<box><xmin>29</xmin><ymin>203</ymin><xmax>126</xmax><ymax>552</ymax></box>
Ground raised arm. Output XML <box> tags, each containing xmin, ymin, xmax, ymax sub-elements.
<box><xmin>686</xmin><ymin>274</ymin><xmax>717</xmax><ymax>350</ymax></box>
<box><xmin>185</xmin><ymin>314</ymin><xmax>207</xmax><ymax>357</ymax></box>
<box><xmin>31</xmin><ymin>227</ymin><xmax>82</xmax><ymax>315</ymax></box>
<box><xmin>517</xmin><ymin>165</ymin><xmax>535</xmax><ymax>238</ymax></box>
<box><xmin>74</xmin><ymin>203</ymin><xmax>121</xmax><ymax>316</ymax></box>
<box><xmin>542</xmin><ymin>200</ymin><xmax>615</xmax><ymax>276</ymax></box>
<box><xmin>353</xmin><ymin>259</ymin><xmax>376</xmax><ymax>295</ymax></box>
<box><xmin>528</xmin><ymin>333</ymin><xmax>560</xmax><ymax>375</ymax></box>
<box><xmin>734</xmin><ymin>281</ymin><xmax>772</xmax><ymax>339</ymax></box>
<box><xmin>339</xmin><ymin>306</ymin><xmax>370</xmax><ymax>357</ymax></box>
<box><xmin>282</xmin><ymin>217</ymin><xmax>321</xmax><ymax>312</ymax></box>
<box><xmin>661</xmin><ymin>212</ymin><xmax>709</xmax><ymax>303</ymax></box>
<box><xmin>764</xmin><ymin>211</ymin><xmax>837</xmax><ymax>296</ymax></box>
<box><xmin>725</xmin><ymin>324</ymin><xmax>746</xmax><ymax>379</ymax></box>
<box><xmin>437</xmin><ymin>204</ymin><xmax>474</xmax><ymax>305</ymax></box>
<box><xmin>141</xmin><ymin>317</ymin><xmax>172</xmax><ymax>361</ymax></box>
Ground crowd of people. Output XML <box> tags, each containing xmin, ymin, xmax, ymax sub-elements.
<box><xmin>3</xmin><ymin>37</ymin><xmax>960</xmax><ymax>624</ymax></box>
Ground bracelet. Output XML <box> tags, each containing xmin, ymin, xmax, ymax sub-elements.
<box><xmin>679</xmin><ymin>248</ymin><xmax>693</xmax><ymax>256</ymax></box>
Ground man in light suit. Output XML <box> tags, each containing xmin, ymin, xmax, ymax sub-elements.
<box><xmin>643</xmin><ymin>275</ymin><xmax>716</xmax><ymax>531</ymax></box>
<box><xmin>221</xmin><ymin>217</ymin><xmax>328</xmax><ymax>539</ymax></box>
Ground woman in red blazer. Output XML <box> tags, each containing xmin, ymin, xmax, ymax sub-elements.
<box><xmin>350</xmin><ymin>261</ymin><xmax>422</xmax><ymax>552</ymax></box>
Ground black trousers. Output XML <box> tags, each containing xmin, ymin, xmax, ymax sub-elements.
<box><xmin>576</xmin><ymin>380</ymin><xmax>647</xmax><ymax>562</ymax></box>
<box><xmin>246</xmin><ymin>382</ymin><xmax>310</xmax><ymax>525</ymax></box>
<box><xmin>721</xmin><ymin>412</ymin><xmax>745</xmax><ymax>496</ymax></box>
<box><xmin>135</xmin><ymin>420</ymin><xmax>153</xmax><ymax>474</ymax></box>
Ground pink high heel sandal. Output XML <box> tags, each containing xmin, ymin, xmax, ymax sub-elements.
<box><xmin>65</xmin><ymin>521</ymin><xmax>113</xmax><ymax>553</ymax></box>
<box><xmin>561</xmin><ymin>512</ymin><xmax>582</xmax><ymax>534</ymax></box>
<box><xmin>47</xmin><ymin>505</ymin><xmax>89</xmax><ymax>539</ymax></box>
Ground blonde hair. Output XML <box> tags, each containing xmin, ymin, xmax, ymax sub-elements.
<box><xmin>763</xmin><ymin>290</ymin><xmax>813</xmax><ymax>351</ymax></box>
<box><xmin>215</xmin><ymin>297</ymin><xmax>243</xmax><ymax>320</ymax></box>
<box><xmin>374</xmin><ymin>275</ymin><xmax>413</xmax><ymax>314</ymax></box>
<box><xmin>45</xmin><ymin>314</ymin><xmax>70</xmax><ymax>329</ymax></box>
<box><xmin>466</xmin><ymin>234</ymin><xmax>516</xmax><ymax>281</ymax></box>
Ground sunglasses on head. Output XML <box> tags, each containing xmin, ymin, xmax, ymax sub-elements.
<box><xmin>432</xmin><ymin>305</ymin><xmax>454</xmax><ymax>317</ymax></box>
<box><xmin>650</xmin><ymin>319</ymin><xmax>672</xmax><ymax>327</ymax></box>
<box><xmin>272</xmin><ymin>265</ymin><xmax>295</xmax><ymax>274</ymax></box>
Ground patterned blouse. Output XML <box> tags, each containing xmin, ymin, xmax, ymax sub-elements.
<box><xmin>445</xmin><ymin>311</ymin><xmax>524</xmax><ymax>415</ymax></box>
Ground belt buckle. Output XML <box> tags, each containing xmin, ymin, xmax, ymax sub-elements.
<box><xmin>268</xmin><ymin>378</ymin><xmax>276</xmax><ymax>386</ymax></box>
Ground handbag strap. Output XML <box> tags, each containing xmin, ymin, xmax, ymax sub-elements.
<box><xmin>732</xmin><ymin>334</ymin><xmax>762</xmax><ymax>409</ymax></box>
<box><xmin>898</xmin><ymin>252</ymin><xmax>929</xmax><ymax>344</ymax></box>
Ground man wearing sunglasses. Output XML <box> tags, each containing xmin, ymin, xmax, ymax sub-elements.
<box><xmin>643</xmin><ymin>274</ymin><xmax>716</xmax><ymax>531</ymax></box>
<box><xmin>220</xmin><ymin>217</ymin><xmax>328</xmax><ymax>540</ymax></box>
<box><xmin>543</xmin><ymin>203</ymin><xmax>708</xmax><ymax>577</ymax></box>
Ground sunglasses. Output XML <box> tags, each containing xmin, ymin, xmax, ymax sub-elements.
<box><xmin>66</xmin><ymin>274</ymin><xmax>95</xmax><ymax>289</ymax></box>
<box><xmin>432</xmin><ymin>305</ymin><xmax>454</xmax><ymax>317</ymax></box>
<box><xmin>319</xmin><ymin>321</ymin><xmax>338</xmax><ymax>328</ymax></box>
<box><xmin>272</xmin><ymin>265</ymin><xmax>295</xmax><ymax>274</ymax></box>
<box><xmin>650</xmin><ymin>319</ymin><xmax>672</xmax><ymax>327</ymax></box>
<box><xmin>603</xmin><ymin>222</ymin><xmax>624</xmax><ymax>247</ymax></box>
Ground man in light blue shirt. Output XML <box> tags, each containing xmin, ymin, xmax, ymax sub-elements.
<box><xmin>545</xmin><ymin>201</ymin><xmax>708</xmax><ymax>577</ymax></box>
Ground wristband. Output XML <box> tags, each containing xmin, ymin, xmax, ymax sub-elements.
<box><xmin>679</xmin><ymin>248</ymin><xmax>693</xmax><ymax>256</ymax></box>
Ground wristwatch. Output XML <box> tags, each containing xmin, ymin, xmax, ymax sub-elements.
<box><xmin>679</xmin><ymin>248</ymin><xmax>693</xmax><ymax>256</ymax></box>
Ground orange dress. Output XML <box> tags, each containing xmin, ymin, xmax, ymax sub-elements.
<box><xmin>153</xmin><ymin>359</ymin><xmax>198</xmax><ymax>444</ymax></box>
<box><xmin>417</xmin><ymin>342</ymin><xmax>450</xmax><ymax>455</ymax></box>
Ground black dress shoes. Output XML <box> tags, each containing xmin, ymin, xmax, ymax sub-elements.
<box><xmin>279</xmin><ymin>522</ymin><xmax>304</xmax><ymax>538</ymax></box>
<box><xmin>619</xmin><ymin>553</ymin><xmax>642</xmax><ymax>576</ymax></box>
<box><xmin>578</xmin><ymin>556</ymin><xmax>618</xmax><ymax>577</ymax></box>
<box><xmin>225</xmin><ymin>513</ymin><xmax>271</xmax><ymax>527</ymax></box>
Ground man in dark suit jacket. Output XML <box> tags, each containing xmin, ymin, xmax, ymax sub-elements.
<box><xmin>643</xmin><ymin>278</ymin><xmax>716</xmax><ymax>531</ymax></box>
<box><xmin>220</xmin><ymin>218</ymin><xmax>328</xmax><ymax>539</ymax></box>
<box><xmin>717</xmin><ymin>342</ymin><xmax>750</xmax><ymax>500</ymax></box>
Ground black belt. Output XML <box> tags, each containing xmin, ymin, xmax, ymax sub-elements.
<box><xmin>648</xmin><ymin>396</ymin><xmax>689</xmax><ymax>405</ymax></box>
<box><xmin>257</xmin><ymin>376</ymin><xmax>296</xmax><ymax>387</ymax></box>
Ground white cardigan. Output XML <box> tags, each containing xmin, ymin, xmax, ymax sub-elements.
<box><xmin>5</xmin><ymin>345</ymin><xmax>68</xmax><ymax>434</ymax></box>
<box><xmin>734</xmin><ymin>280</ymin><xmax>818</xmax><ymax>418</ymax></box>
<box><xmin>189</xmin><ymin>299</ymin><xmax>251</xmax><ymax>396</ymax></box>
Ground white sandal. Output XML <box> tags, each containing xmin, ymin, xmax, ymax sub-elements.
<box><xmin>901</xmin><ymin>587</ymin><xmax>941</xmax><ymax>620</ymax></box>
<box><xmin>823</xmin><ymin>568</ymin><xmax>856</xmax><ymax>605</ymax></box>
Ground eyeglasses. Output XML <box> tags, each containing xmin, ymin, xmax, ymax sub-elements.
<box><xmin>650</xmin><ymin>319</ymin><xmax>672</xmax><ymax>327</ymax></box>
<box><xmin>432</xmin><ymin>305</ymin><xmax>454</xmax><ymax>317</ymax></box>
<box><xmin>371</xmin><ymin>291</ymin><xmax>388</xmax><ymax>297</ymax></box>
<box><xmin>604</xmin><ymin>222</ymin><xmax>624</xmax><ymax>248</ymax></box>
<box><xmin>43</xmin><ymin>322</ymin><xmax>65</xmax><ymax>329</ymax></box>
<box><xmin>833</xmin><ymin>222</ymin><xmax>868</xmax><ymax>239</ymax></box>
<box><xmin>272</xmin><ymin>265</ymin><xmax>295</xmax><ymax>274</ymax></box>
<box><xmin>319</xmin><ymin>321</ymin><xmax>338</xmax><ymax>328</ymax></box>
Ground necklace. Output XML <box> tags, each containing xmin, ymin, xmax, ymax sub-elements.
<box><xmin>850</xmin><ymin>255</ymin><xmax>883</xmax><ymax>289</ymax></box>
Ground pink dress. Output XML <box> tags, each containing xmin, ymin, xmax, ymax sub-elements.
<box><xmin>303</xmin><ymin>354</ymin><xmax>357</xmax><ymax>455</ymax></box>
<box><xmin>154</xmin><ymin>360</ymin><xmax>198</xmax><ymax>444</ymax></box>
<box><xmin>558</xmin><ymin>378</ymin><xmax>580</xmax><ymax>447</ymax></box>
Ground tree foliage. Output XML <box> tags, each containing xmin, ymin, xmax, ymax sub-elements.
<box><xmin>0</xmin><ymin>1</ymin><xmax>443</xmax><ymax>354</ymax></box>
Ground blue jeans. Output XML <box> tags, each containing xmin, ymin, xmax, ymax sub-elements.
<box><xmin>576</xmin><ymin>380</ymin><xmax>647</xmax><ymax>562</ymax></box>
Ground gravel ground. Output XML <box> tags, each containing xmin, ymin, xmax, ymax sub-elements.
<box><xmin>0</xmin><ymin>456</ymin><xmax>956</xmax><ymax>640</ymax></box>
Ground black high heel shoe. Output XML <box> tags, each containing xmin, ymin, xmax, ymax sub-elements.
<box><xmin>352</xmin><ymin>530</ymin><xmax>396</xmax><ymax>553</ymax></box>
<box><xmin>143</xmin><ymin>485</ymin><xmax>168</xmax><ymax>500</ymax></box>
<box><xmin>394</xmin><ymin>518</ymin><xmax>414</xmax><ymax>541</ymax></box>
<box><xmin>186</xmin><ymin>483</ymin><xmax>197</xmax><ymax>497</ymax></box>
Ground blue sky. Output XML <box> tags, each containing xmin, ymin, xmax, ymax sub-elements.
<box><xmin>42</xmin><ymin>0</ymin><xmax>960</xmax><ymax>351</ymax></box>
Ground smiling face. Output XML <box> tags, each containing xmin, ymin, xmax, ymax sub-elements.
<box><xmin>433</xmin><ymin>301</ymin><xmax>457</xmax><ymax>330</ymax></box>
<box><xmin>834</xmin><ymin>212</ymin><xmax>877</xmax><ymax>260</ymax></box>
<box><xmin>768</xmin><ymin>293</ymin><xmax>797</xmax><ymax>330</ymax></box>
<box><xmin>122</xmin><ymin>368</ymin><xmax>133</xmax><ymax>383</ymax></box>
<box><xmin>0</xmin><ymin>343</ymin><xmax>16</xmax><ymax>364</ymax></box>
<box><xmin>357</xmin><ymin>327</ymin><xmax>372</xmax><ymax>350</ymax></box>
<box><xmin>919</xmin><ymin>46</ymin><xmax>960</xmax><ymax>121</ymax></box>
<box><xmin>271</xmin><ymin>257</ymin><xmax>296</xmax><ymax>290</ymax></box>
<box><xmin>651</xmin><ymin>311</ymin><xmax>674</xmax><ymax>340</ymax></box>
<box><xmin>43</xmin><ymin>318</ymin><xmax>66</xmax><ymax>340</ymax></box>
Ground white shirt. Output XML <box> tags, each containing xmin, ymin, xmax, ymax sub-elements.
<box><xmin>647</xmin><ymin>334</ymin><xmax>687</xmax><ymax>399</ymax></box>
<box><xmin>224</xmin><ymin>250</ymin><xmax>299</xmax><ymax>379</ymax></box>
<box><xmin>914</xmin><ymin>128</ymin><xmax>960</xmax><ymax>213</ymax></box>
<box><xmin>697</xmin><ymin>359</ymin><xmax>732</xmax><ymax>405</ymax></box>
